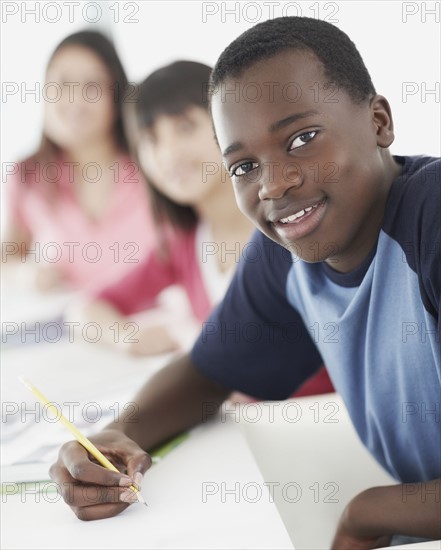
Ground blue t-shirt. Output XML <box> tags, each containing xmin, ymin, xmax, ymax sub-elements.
<box><xmin>191</xmin><ymin>155</ymin><xmax>441</xmax><ymax>484</ymax></box>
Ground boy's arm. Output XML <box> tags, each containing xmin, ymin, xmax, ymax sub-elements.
<box><xmin>49</xmin><ymin>353</ymin><xmax>231</xmax><ymax>520</ymax></box>
<box><xmin>331</xmin><ymin>480</ymin><xmax>441</xmax><ymax>549</ymax></box>
<box><xmin>107</xmin><ymin>352</ymin><xmax>231</xmax><ymax>450</ymax></box>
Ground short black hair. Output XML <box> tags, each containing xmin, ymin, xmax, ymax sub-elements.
<box><xmin>210</xmin><ymin>16</ymin><xmax>376</xmax><ymax>104</ymax></box>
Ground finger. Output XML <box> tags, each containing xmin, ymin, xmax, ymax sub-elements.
<box><xmin>72</xmin><ymin>502</ymin><xmax>131</xmax><ymax>521</ymax></box>
<box><xmin>60</xmin><ymin>441</ymin><xmax>132</xmax><ymax>487</ymax></box>
<box><xmin>50</xmin><ymin>460</ymin><xmax>134</xmax><ymax>507</ymax></box>
<box><xmin>90</xmin><ymin>441</ymin><xmax>152</xmax><ymax>482</ymax></box>
<box><xmin>65</xmin><ymin>482</ymin><xmax>131</xmax><ymax>507</ymax></box>
<box><xmin>49</xmin><ymin>460</ymin><xmax>76</xmax><ymax>485</ymax></box>
<box><xmin>121</xmin><ymin>448</ymin><xmax>152</xmax><ymax>488</ymax></box>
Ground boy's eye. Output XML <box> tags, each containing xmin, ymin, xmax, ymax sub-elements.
<box><xmin>231</xmin><ymin>161</ymin><xmax>258</xmax><ymax>177</ymax></box>
<box><xmin>289</xmin><ymin>130</ymin><xmax>318</xmax><ymax>150</ymax></box>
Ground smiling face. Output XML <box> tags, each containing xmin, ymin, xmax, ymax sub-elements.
<box><xmin>136</xmin><ymin>106</ymin><xmax>223</xmax><ymax>206</ymax></box>
<box><xmin>44</xmin><ymin>45</ymin><xmax>117</xmax><ymax>150</ymax></box>
<box><xmin>211</xmin><ymin>50</ymin><xmax>400</xmax><ymax>272</ymax></box>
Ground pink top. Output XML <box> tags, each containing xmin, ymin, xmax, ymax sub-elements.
<box><xmin>5</xmin><ymin>154</ymin><xmax>155</xmax><ymax>292</ymax></box>
<box><xmin>96</xmin><ymin>227</ymin><xmax>212</xmax><ymax>322</ymax></box>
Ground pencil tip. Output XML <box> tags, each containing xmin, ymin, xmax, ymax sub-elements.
<box><xmin>136</xmin><ymin>492</ymin><xmax>148</xmax><ymax>507</ymax></box>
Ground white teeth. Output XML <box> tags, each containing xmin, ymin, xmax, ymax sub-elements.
<box><xmin>279</xmin><ymin>202</ymin><xmax>319</xmax><ymax>224</ymax></box>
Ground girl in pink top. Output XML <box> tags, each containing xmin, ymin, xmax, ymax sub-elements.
<box><xmin>3</xmin><ymin>31</ymin><xmax>154</xmax><ymax>293</ymax></box>
<box><xmin>85</xmin><ymin>61</ymin><xmax>252</xmax><ymax>354</ymax></box>
<box><xmin>84</xmin><ymin>61</ymin><xmax>334</xmax><ymax>397</ymax></box>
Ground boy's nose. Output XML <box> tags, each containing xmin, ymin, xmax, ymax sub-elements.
<box><xmin>258</xmin><ymin>161</ymin><xmax>304</xmax><ymax>200</ymax></box>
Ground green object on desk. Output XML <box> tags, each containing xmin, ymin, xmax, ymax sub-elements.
<box><xmin>1</xmin><ymin>432</ymin><xmax>189</xmax><ymax>495</ymax></box>
<box><xmin>150</xmin><ymin>432</ymin><xmax>189</xmax><ymax>461</ymax></box>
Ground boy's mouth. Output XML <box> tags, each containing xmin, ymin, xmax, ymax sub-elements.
<box><xmin>269</xmin><ymin>197</ymin><xmax>326</xmax><ymax>223</ymax></box>
<box><xmin>278</xmin><ymin>199</ymin><xmax>326</xmax><ymax>224</ymax></box>
<box><xmin>271</xmin><ymin>198</ymin><xmax>327</xmax><ymax>241</ymax></box>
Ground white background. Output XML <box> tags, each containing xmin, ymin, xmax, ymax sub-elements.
<box><xmin>1</xmin><ymin>0</ymin><xmax>440</xmax><ymax>223</ymax></box>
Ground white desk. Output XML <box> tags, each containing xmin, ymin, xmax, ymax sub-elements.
<box><xmin>0</xmin><ymin>417</ymin><xmax>294</xmax><ymax>549</ymax></box>
<box><xmin>1</xmin><ymin>340</ymin><xmax>293</xmax><ymax>549</ymax></box>
<box><xmin>239</xmin><ymin>395</ymin><xmax>441</xmax><ymax>550</ymax></box>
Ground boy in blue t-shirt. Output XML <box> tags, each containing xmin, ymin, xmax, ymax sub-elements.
<box><xmin>51</xmin><ymin>16</ymin><xmax>440</xmax><ymax>547</ymax></box>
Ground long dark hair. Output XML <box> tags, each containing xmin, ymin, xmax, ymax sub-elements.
<box><xmin>22</xmin><ymin>30</ymin><xmax>129</xmax><ymax>185</ymax></box>
<box><xmin>134</xmin><ymin>61</ymin><xmax>212</xmax><ymax>232</ymax></box>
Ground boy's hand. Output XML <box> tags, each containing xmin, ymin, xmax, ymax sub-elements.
<box><xmin>331</xmin><ymin>488</ymin><xmax>391</xmax><ymax>549</ymax></box>
<box><xmin>331</xmin><ymin>480</ymin><xmax>441</xmax><ymax>548</ymax></box>
<box><xmin>331</xmin><ymin>532</ymin><xmax>391</xmax><ymax>550</ymax></box>
<box><xmin>49</xmin><ymin>429</ymin><xmax>152</xmax><ymax>520</ymax></box>
<box><xmin>331</xmin><ymin>522</ymin><xmax>391</xmax><ymax>549</ymax></box>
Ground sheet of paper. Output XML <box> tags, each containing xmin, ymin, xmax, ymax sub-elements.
<box><xmin>1</xmin><ymin>271</ymin><xmax>75</xmax><ymax>327</ymax></box>
<box><xmin>1</xmin><ymin>340</ymin><xmax>171</xmax><ymax>481</ymax></box>
<box><xmin>1</xmin><ymin>418</ymin><xmax>294</xmax><ymax>549</ymax></box>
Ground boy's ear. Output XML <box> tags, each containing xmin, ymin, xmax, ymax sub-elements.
<box><xmin>370</xmin><ymin>95</ymin><xmax>395</xmax><ymax>148</ymax></box>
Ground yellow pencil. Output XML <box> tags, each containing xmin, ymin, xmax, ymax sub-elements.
<box><xmin>19</xmin><ymin>376</ymin><xmax>147</xmax><ymax>507</ymax></box>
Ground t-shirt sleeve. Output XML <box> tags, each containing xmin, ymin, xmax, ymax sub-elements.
<box><xmin>191</xmin><ymin>230</ymin><xmax>323</xmax><ymax>400</ymax></box>
<box><xmin>93</xmin><ymin>248</ymin><xmax>177</xmax><ymax>315</ymax></box>
<box><xmin>419</xmin><ymin>160</ymin><xmax>441</xmax><ymax>328</ymax></box>
<box><xmin>385</xmin><ymin>156</ymin><xmax>440</xmax><ymax>342</ymax></box>
<box><xmin>413</xmin><ymin>158</ymin><xmax>441</xmax><ymax>345</ymax></box>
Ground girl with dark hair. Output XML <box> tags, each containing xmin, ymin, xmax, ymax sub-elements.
<box><xmin>3</xmin><ymin>30</ymin><xmax>154</xmax><ymax>292</ymax></box>
<box><xmin>81</xmin><ymin>60</ymin><xmax>334</xmax><ymax>397</ymax></box>
<box><xmin>81</xmin><ymin>60</ymin><xmax>254</xmax><ymax>356</ymax></box>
